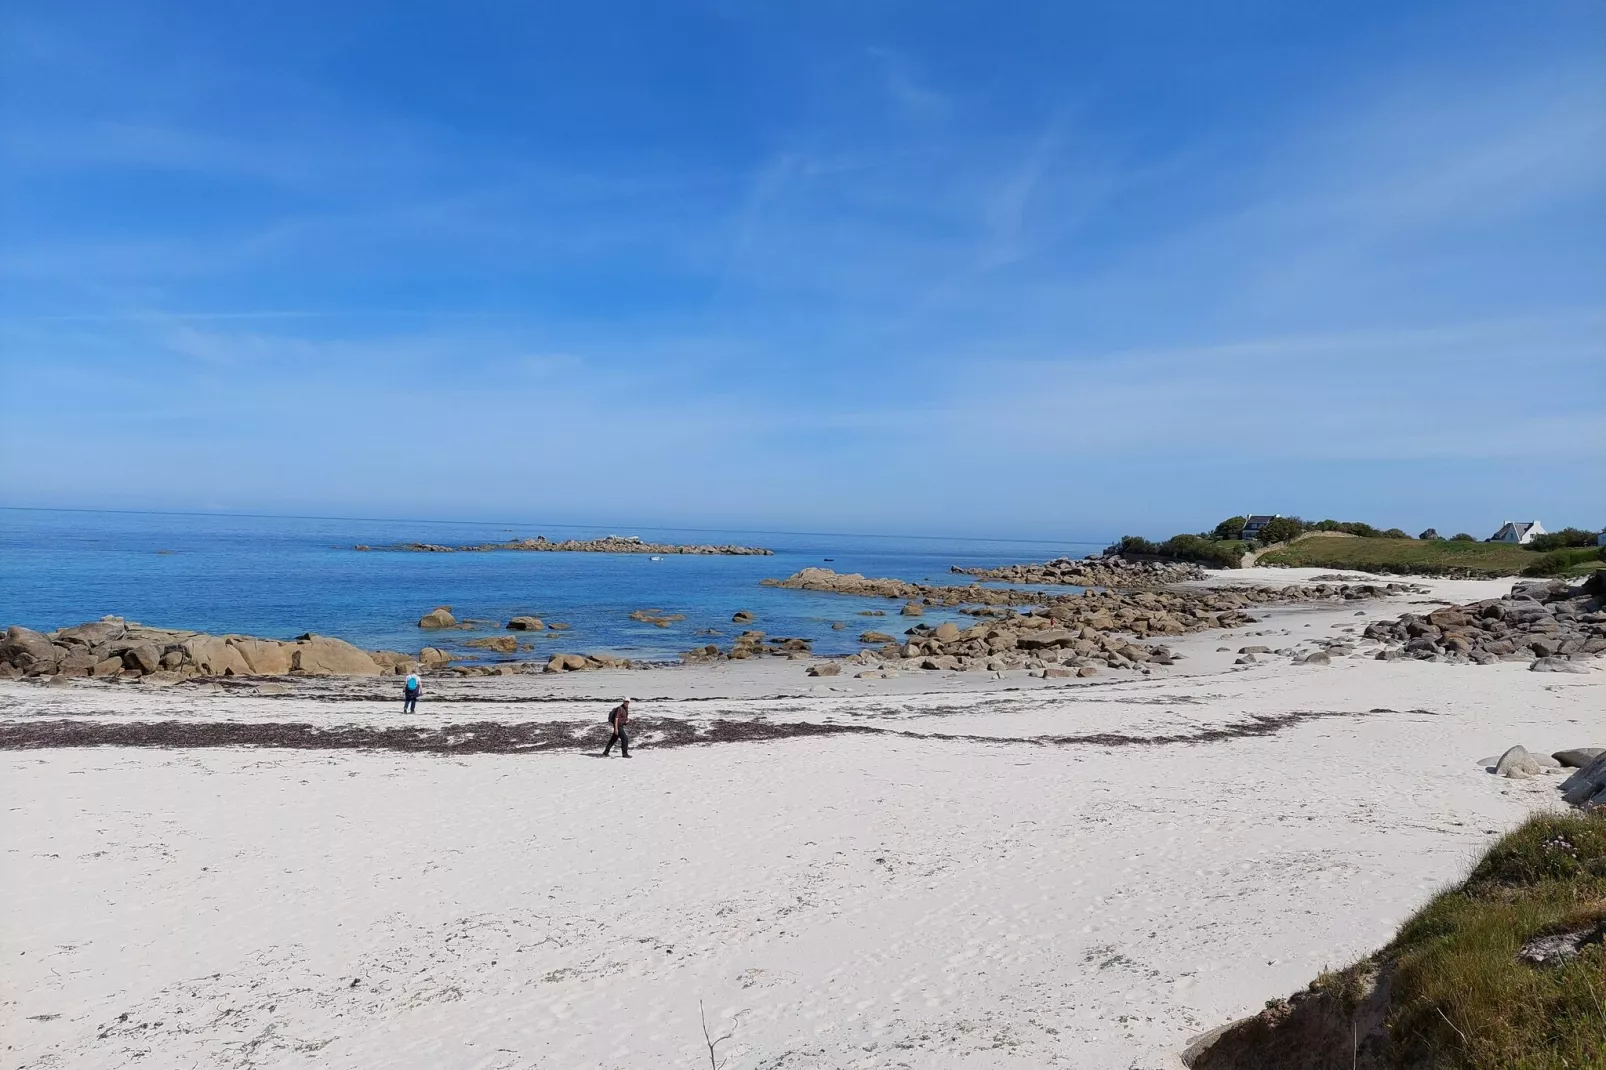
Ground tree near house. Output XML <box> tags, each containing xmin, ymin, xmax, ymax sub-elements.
<box><xmin>1255</xmin><ymin>516</ymin><xmax>1306</xmax><ymax>545</ymax></box>
<box><xmin>1211</xmin><ymin>516</ymin><xmax>1248</xmax><ymax>541</ymax></box>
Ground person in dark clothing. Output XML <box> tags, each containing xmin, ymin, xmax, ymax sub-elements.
<box><xmin>403</xmin><ymin>672</ymin><xmax>421</xmax><ymax>714</ymax></box>
<box><xmin>603</xmin><ymin>698</ymin><xmax>631</xmax><ymax>757</ymax></box>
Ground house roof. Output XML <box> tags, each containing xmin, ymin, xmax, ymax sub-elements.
<box><xmin>1244</xmin><ymin>515</ymin><xmax>1277</xmax><ymax>525</ymax></box>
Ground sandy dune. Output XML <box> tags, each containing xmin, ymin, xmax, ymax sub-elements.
<box><xmin>3</xmin><ymin>573</ymin><xmax>1599</xmax><ymax>1068</ymax></box>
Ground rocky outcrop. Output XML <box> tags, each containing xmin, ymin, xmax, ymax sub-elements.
<box><xmin>291</xmin><ymin>636</ymin><xmax>383</xmax><ymax>676</ymax></box>
<box><xmin>681</xmin><ymin>630</ymin><xmax>814</xmax><ymax>665</ymax></box>
<box><xmin>629</xmin><ymin>609</ymin><xmax>685</xmax><ymax>627</ymax></box>
<box><xmin>465</xmin><ymin>635</ymin><xmax>518</xmax><ymax>653</ymax></box>
<box><xmin>744</xmin><ymin>568</ymin><xmax>1407</xmax><ymax>677</ymax></box>
<box><xmin>506</xmin><ymin>616</ymin><xmax>545</xmax><ymax>631</ymax></box>
<box><xmin>1561</xmin><ymin>755</ymin><xmax>1606</xmax><ymax>809</ymax></box>
<box><xmin>0</xmin><ymin>626</ymin><xmax>61</xmax><ymax>675</ymax></box>
<box><xmin>1361</xmin><ymin>579</ymin><xmax>1605</xmax><ymax>666</ymax></box>
<box><xmin>418</xmin><ymin>607</ymin><xmax>457</xmax><ymax>629</ymax></box>
<box><xmin>953</xmin><ymin>556</ymin><xmax>1205</xmax><ymax>588</ymax></box>
<box><xmin>765</xmin><ymin>569</ymin><xmax>1403</xmax><ymax>642</ymax></box>
<box><xmin>0</xmin><ymin>617</ymin><xmax>429</xmax><ymax>681</ymax></box>
<box><xmin>365</xmin><ymin>536</ymin><xmax>772</xmax><ymax>556</ymax></box>
<box><xmin>541</xmin><ymin>651</ymin><xmax>636</xmax><ymax>673</ymax></box>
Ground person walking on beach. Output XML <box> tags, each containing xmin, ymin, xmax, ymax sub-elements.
<box><xmin>403</xmin><ymin>672</ymin><xmax>421</xmax><ymax>714</ymax></box>
<box><xmin>603</xmin><ymin>698</ymin><xmax>631</xmax><ymax>758</ymax></box>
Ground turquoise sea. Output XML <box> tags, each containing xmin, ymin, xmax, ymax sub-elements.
<box><xmin>0</xmin><ymin>509</ymin><xmax>1106</xmax><ymax>662</ymax></box>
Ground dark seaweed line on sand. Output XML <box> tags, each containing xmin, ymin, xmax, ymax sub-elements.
<box><xmin>0</xmin><ymin>709</ymin><xmax>1389</xmax><ymax>754</ymax></box>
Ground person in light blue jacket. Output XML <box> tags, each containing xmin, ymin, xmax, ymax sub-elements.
<box><xmin>403</xmin><ymin>672</ymin><xmax>421</xmax><ymax>714</ymax></box>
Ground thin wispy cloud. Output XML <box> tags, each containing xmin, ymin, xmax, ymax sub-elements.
<box><xmin>1</xmin><ymin>0</ymin><xmax>1601</xmax><ymax>535</ymax></box>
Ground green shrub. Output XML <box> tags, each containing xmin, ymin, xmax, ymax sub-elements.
<box><xmin>1211</xmin><ymin>516</ymin><xmax>1248</xmax><ymax>541</ymax></box>
<box><xmin>1104</xmin><ymin>533</ymin><xmax>1245</xmax><ymax>568</ymax></box>
<box><xmin>1381</xmin><ymin>528</ymin><xmax>1410</xmax><ymax>539</ymax></box>
<box><xmin>1314</xmin><ymin>519</ymin><xmax>1382</xmax><ymax>537</ymax></box>
<box><xmin>1527</xmin><ymin>527</ymin><xmax>1600</xmax><ymax>552</ymax></box>
<box><xmin>1520</xmin><ymin>546</ymin><xmax>1602</xmax><ymax>577</ymax></box>
<box><xmin>1451</xmin><ymin>532</ymin><xmax>1477</xmax><ymax>542</ymax></box>
<box><xmin>1104</xmin><ymin>535</ymin><xmax>1160</xmax><ymax>557</ymax></box>
<box><xmin>1159</xmin><ymin>534</ymin><xmax>1245</xmax><ymax>569</ymax></box>
<box><xmin>1256</xmin><ymin>516</ymin><xmax>1306</xmax><ymax>544</ymax></box>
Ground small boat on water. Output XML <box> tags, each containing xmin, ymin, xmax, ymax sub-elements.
<box><xmin>824</xmin><ymin>558</ymin><xmax>834</xmax><ymax>562</ymax></box>
<box><xmin>650</xmin><ymin>555</ymin><xmax>663</xmax><ymax>561</ymax></box>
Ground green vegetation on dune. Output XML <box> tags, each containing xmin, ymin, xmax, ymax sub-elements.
<box><xmin>1259</xmin><ymin>536</ymin><xmax>1604</xmax><ymax>577</ymax></box>
<box><xmin>1259</xmin><ymin>536</ymin><xmax>1538</xmax><ymax>576</ymax></box>
<box><xmin>1108</xmin><ymin>514</ymin><xmax>1603</xmax><ymax>575</ymax></box>
<box><xmin>1104</xmin><ymin>533</ymin><xmax>1247</xmax><ymax>569</ymax></box>
<box><xmin>1192</xmin><ymin>811</ymin><xmax>1606</xmax><ymax>1070</ymax></box>
<box><xmin>1383</xmin><ymin>811</ymin><xmax>1606</xmax><ymax>1069</ymax></box>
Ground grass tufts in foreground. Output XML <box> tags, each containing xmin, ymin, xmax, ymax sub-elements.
<box><xmin>1190</xmin><ymin>810</ymin><xmax>1606</xmax><ymax>1069</ymax></box>
<box><xmin>1384</xmin><ymin>811</ymin><xmax>1606</xmax><ymax>1069</ymax></box>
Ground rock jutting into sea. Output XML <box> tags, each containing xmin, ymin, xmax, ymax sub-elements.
<box><xmin>1362</xmin><ymin>577</ymin><xmax>1606</xmax><ymax>667</ymax></box>
<box><xmin>764</xmin><ymin>567</ymin><xmax>1404</xmax><ymax>622</ymax></box>
<box><xmin>0</xmin><ymin>617</ymin><xmax>643</xmax><ymax>682</ymax></box>
<box><xmin>951</xmin><ymin>556</ymin><xmax>1205</xmax><ymax>588</ymax></box>
<box><xmin>0</xmin><ymin>617</ymin><xmax>415</xmax><ymax>681</ymax></box>
<box><xmin>719</xmin><ymin>568</ymin><xmax>1411</xmax><ymax>675</ymax></box>
<box><xmin>357</xmin><ymin>535</ymin><xmax>773</xmax><ymax>555</ymax></box>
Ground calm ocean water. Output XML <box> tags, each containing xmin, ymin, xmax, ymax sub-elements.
<box><xmin>0</xmin><ymin>509</ymin><xmax>1105</xmax><ymax>661</ymax></box>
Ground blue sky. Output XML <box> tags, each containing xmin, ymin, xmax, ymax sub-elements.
<box><xmin>1</xmin><ymin>0</ymin><xmax>1601</xmax><ymax>540</ymax></box>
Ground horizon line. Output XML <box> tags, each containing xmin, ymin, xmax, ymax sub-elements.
<box><xmin>0</xmin><ymin>504</ymin><xmax>1113</xmax><ymax>548</ymax></box>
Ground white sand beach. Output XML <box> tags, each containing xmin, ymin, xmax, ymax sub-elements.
<box><xmin>3</xmin><ymin>573</ymin><xmax>1600</xmax><ymax>1068</ymax></box>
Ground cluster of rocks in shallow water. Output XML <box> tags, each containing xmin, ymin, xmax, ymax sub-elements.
<box><xmin>679</xmin><ymin>571</ymin><xmax>1405</xmax><ymax>677</ymax></box>
<box><xmin>360</xmin><ymin>536</ymin><xmax>772</xmax><ymax>555</ymax></box>
<box><xmin>951</xmin><ymin>556</ymin><xmax>1205</xmax><ymax>588</ymax></box>
<box><xmin>765</xmin><ymin>569</ymin><xmax>1405</xmax><ymax>639</ymax></box>
<box><xmin>1361</xmin><ymin>579</ymin><xmax>1606</xmax><ymax>669</ymax></box>
<box><xmin>682</xmin><ymin>631</ymin><xmax>814</xmax><ymax>664</ymax></box>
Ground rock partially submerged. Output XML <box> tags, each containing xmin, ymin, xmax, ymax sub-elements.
<box><xmin>682</xmin><ymin>631</ymin><xmax>813</xmax><ymax>664</ymax></box>
<box><xmin>364</xmin><ymin>536</ymin><xmax>772</xmax><ymax>556</ymax></box>
<box><xmin>542</xmin><ymin>652</ymin><xmax>636</xmax><ymax>673</ymax></box>
<box><xmin>418</xmin><ymin>606</ymin><xmax>458</xmax><ymax>629</ymax></box>
<box><xmin>465</xmin><ymin>635</ymin><xmax>518</xmax><ymax>653</ymax></box>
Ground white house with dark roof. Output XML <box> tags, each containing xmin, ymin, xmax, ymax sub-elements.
<box><xmin>1487</xmin><ymin>520</ymin><xmax>1545</xmax><ymax>545</ymax></box>
<box><xmin>1240</xmin><ymin>514</ymin><xmax>1279</xmax><ymax>541</ymax></box>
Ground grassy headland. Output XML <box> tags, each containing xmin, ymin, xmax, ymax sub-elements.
<box><xmin>1108</xmin><ymin>517</ymin><xmax>1604</xmax><ymax>578</ymax></box>
<box><xmin>1260</xmin><ymin>535</ymin><xmax>1604</xmax><ymax>578</ymax></box>
<box><xmin>1259</xmin><ymin>535</ymin><xmax>1536</xmax><ymax>576</ymax></box>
